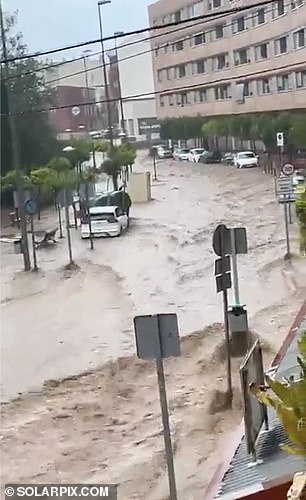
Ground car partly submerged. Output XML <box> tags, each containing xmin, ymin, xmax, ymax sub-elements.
<box><xmin>234</xmin><ymin>151</ymin><xmax>259</xmax><ymax>168</ymax></box>
<box><xmin>81</xmin><ymin>205</ymin><xmax>128</xmax><ymax>239</ymax></box>
<box><xmin>173</xmin><ymin>148</ymin><xmax>190</xmax><ymax>161</ymax></box>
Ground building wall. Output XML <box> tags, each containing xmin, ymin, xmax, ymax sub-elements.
<box><xmin>45</xmin><ymin>58</ymin><xmax>107</xmax><ymax>130</ymax></box>
<box><xmin>122</xmin><ymin>98</ymin><xmax>160</xmax><ymax>141</ymax></box>
<box><xmin>148</xmin><ymin>0</ymin><xmax>306</xmax><ymax>119</ymax></box>
<box><xmin>117</xmin><ymin>35</ymin><xmax>160</xmax><ymax>141</ymax></box>
<box><xmin>49</xmin><ymin>85</ymin><xmax>100</xmax><ymax>137</ymax></box>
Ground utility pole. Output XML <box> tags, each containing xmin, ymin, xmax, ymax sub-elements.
<box><xmin>0</xmin><ymin>3</ymin><xmax>31</xmax><ymax>271</ymax></box>
<box><xmin>97</xmin><ymin>0</ymin><xmax>114</xmax><ymax>152</ymax></box>
<box><xmin>114</xmin><ymin>31</ymin><xmax>126</xmax><ymax>137</ymax></box>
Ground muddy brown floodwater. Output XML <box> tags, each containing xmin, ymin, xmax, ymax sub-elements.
<box><xmin>1</xmin><ymin>153</ymin><xmax>306</xmax><ymax>499</ymax></box>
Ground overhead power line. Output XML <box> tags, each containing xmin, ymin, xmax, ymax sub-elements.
<box><xmin>3</xmin><ymin>61</ymin><xmax>305</xmax><ymax>117</ymax></box>
<box><xmin>3</xmin><ymin>0</ymin><xmax>289</xmax><ymax>84</ymax></box>
<box><xmin>40</xmin><ymin>1</ymin><xmax>288</xmax><ymax>89</ymax></box>
<box><xmin>3</xmin><ymin>6</ymin><xmax>231</xmax><ymax>81</ymax></box>
<box><xmin>1</xmin><ymin>0</ymin><xmax>276</xmax><ymax>63</ymax></box>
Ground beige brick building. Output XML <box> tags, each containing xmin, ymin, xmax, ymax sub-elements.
<box><xmin>148</xmin><ymin>0</ymin><xmax>306</xmax><ymax>119</ymax></box>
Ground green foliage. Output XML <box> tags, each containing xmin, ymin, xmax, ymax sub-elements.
<box><xmin>60</xmin><ymin>139</ymin><xmax>91</xmax><ymax>165</ymax></box>
<box><xmin>47</xmin><ymin>157</ymin><xmax>72</xmax><ymax>173</ymax></box>
<box><xmin>1</xmin><ymin>169</ymin><xmax>31</xmax><ymax>192</ymax></box>
<box><xmin>160</xmin><ymin>116</ymin><xmax>206</xmax><ymax>140</ymax></box>
<box><xmin>94</xmin><ymin>139</ymin><xmax>109</xmax><ymax>153</ymax></box>
<box><xmin>254</xmin><ymin>331</ymin><xmax>306</xmax><ymax>455</ymax></box>
<box><xmin>1</xmin><ymin>12</ymin><xmax>59</xmax><ymax>175</ymax></box>
<box><xmin>161</xmin><ymin>112</ymin><xmax>306</xmax><ymax>152</ymax></box>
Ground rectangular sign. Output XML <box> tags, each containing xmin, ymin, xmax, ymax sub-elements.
<box><xmin>276</xmin><ymin>176</ymin><xmax>293</xmax><ymax>195</ymax></box>
<box><xmin>138</xmin><ymin>117</ymin><xmax>161</xmax><ymax>136</ymax></box>
<box><xmin>216</xmin><ymin>272</ymin><xmax>232</xmax><ymax>293</ymax></box>
<box><xmin>215</xmin><ymin>256</ymin><xmax>231</xmax><ymax>276</ymax></box>
<box><xmin>134</xmin><ymin>313</ymin><xmax>180</xmax><ymax>360</ymax></box>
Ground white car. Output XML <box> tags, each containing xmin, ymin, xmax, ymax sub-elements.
<box><xmin>188</xmin><ymin>148</ymin><xmax>206</xmax><ymax>163</ymax></box>
<box><xmin>81</xmin><ymin>205</ymin><xmax>128</xmax><ymax>238</ymax></box>
<box><xmin>156</xmin><ymin>146</ymin><xmax>173</xmax><ymax>159</ymax></box>
<box><xmin>234</xmin><ymin>151</ymin><xmax>259</xmax><ymax>168</ymax></box>
<box><xmin>173</xmin><ymin>148</ymin><xmax>190</xmax><ymax>161</ymax></box>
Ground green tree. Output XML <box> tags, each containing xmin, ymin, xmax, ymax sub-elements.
<box><xmin>101</xmin><ymin>158</ymin><xmax>121</xmax><ymax>191</ymax></box>
<box><xmin>1</xmin><ymin>11</ymin><xmax>58</xmax><ymax>175</ymax></box>
<box><xmin>289</xmin><ymin>113</ymin><xmax>306</xmax><ymax>149</ymax></box>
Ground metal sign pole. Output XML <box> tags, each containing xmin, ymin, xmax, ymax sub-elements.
<box><xmin>156</xmin><ymin>318</ymin><xmax>177</xmax><ymax>500</ymax></box>
<box><xmin>223</xmin><ymin>288</ymin><xmax>233</xmax><ymax>401</ymax></box>
<box><xmin>30</xmin><ymin>216</ymin><xmax>38</xmax><ymax>271</ymax></box>
<box><xmin>153</xmin><ymin>151</ymin><xmax>157</xmax><ymax>181</ymax></box>
<box><xmin>230</xmin><ymin>229</ymin><xmax>240</xmax><ymax>305</ymax></box>
<box><xmin>288</xmin><ymin>201</ymin><xmax>293</xmax><ymax>224</ymax></box>
<box><xmin>284</xmin><ymin>200</ymin><xmax>291</xmax><ymax>260</ymax></box>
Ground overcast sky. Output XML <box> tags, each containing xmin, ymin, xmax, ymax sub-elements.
<box><xmin>4</xmin><ymin>0</ymin><xmax>153</xmax><ymax>59</ymax></box>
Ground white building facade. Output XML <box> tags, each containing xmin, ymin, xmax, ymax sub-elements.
<box><xmin>117</xmin><ymin>35</ymin><xmax>160</xmax><ymax>142</ymax></box>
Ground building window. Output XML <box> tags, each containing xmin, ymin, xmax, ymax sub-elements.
<box><xmin>212</xmin><ymin>53</ymin><xmax>228</xmax><ymax>70</ymax></box>
<box><xmin>193</xmin><ymin>59</ymin><xmax>205</xmax><ymax>74</ymax></box>
<box><xmin>209</xmin><ymin>0</ymin><xmax>222</xmax><ymax>9</ymax></box>
<box><xmin>163</xmin><ymin>44</ymin><xmax>168</xmax><ymax>54</ymax></box>
<box><xmin>252</xmin><ymin>7</ymin><xmax>266</xmax><ymax>26</ymax></box>
<box><xmin>173</xmin><ymin>40</ymin><xmax>184</xmax><ymax>51</ymax></box>
<box><xmin>166</xmin><ymin>67</ymin><xmax>172</xmax><ymax>80</ymax></box>
<box><xmin>159</xmin><ymin>96</ymin><xmax>165</xmax><ymax>107</ymax></box>
<box><xmin>128</xmin><ymin>119</ymin><xmax>135</xmax><ymax>136</ymax></box>
<box><xmin>242</xmin><ymin>81</ymin><xmax>252</xmax><ymax>97</ymax></box>
<box><xmin>295</xmin><ymin>70</ymin><xmax>306</xmax><ymax>87</ymax></box>
<box><xmin>276</xmin><ymin>74</ymin><xmax>292</xmax><ymax>91</ymax></box>
<box><xmin>169</xmin><ymin>94</ymin><xmax>174</xmax><ymax>106</ymax></box>
<box><xmin>181</xmin><ymin>92</ymin><xmax>190</xmax><ymax>106</ymax></box>
<box><xmin>174</xmin><ymin>10</ymin><xmax>181</xmax><ymax>22</ymax></box>
<box><xmin>178</xmin><ymin>64</ymin><xmax>186</xmax><ymax>78</ymax></box>
<box><xmin>199</xmin><ymin>88</ymin><xmax>208</xmax><ymax>102</ymax></box>
<box><xmin>234</xmin><ymin>48</ymin><xmax>249</xmax><ymax>65</ymax></box>
<box><xmin>291</xmin><ymin>0</ymin><xmax>304</xmax><ymax>9</ymax></box>
<box><xmin>233</xmin><ymin>16</ymin><xmax>246</xmax><ymax>33</ymax></box>
<box><xmin>272</xmin><ymin>0</ymin><xmax>285</xmax><ymax>17</ymax></box>
<box><xmin>157</xmin><ymin>70</ymin><xmax>163</xmax><ymax>82</ymax></box>
<box><xmin>193</xmin><ymin>1</ymin><xmax>204</xmax><ymax>16</ymax></box>
<box><xmin>293</xmin><ymin>28</ymin><xmax>305</xmax><ymax>48</ymax></box>
<box><xmin>257</xmin><ymin>78</ymin><xmax>271</xmax><ymax>95</ymax></box>
<box><xmin>175</xmin><ymin>93</ymin><xmax>182</xmax><ymax>105</ymax></box>
<box><xmin>254</xmin><ymin>42</ymin><xmax>268</xmax><ymax>60</ymax></box>
<box><xmin>274</xmin><ymin>36</ymin><xmax>288</xmax><ymax>54</ymax></box>
<box><xmin>192</xmin><ymin>32</ymin><xmax>206</xmax><ymax>46</ymax></box>
<box><xmin>214</xmin><ymin>85</ymin><xmax>230</xmax><ymax>100</ymax></box>
<box><xmin>154</xmin><ymin>47</ymin><xmax>159</xmax><ymax>57</ymax></box>
<box><xmin>214</xmin><ymin>24</ymin><xmax>224</xmax><ymax>39</ymax></box>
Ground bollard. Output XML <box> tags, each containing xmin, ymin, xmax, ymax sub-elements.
<box><xmin>228</xmin><ymin>305</ymin><xmax>249</xmax><ymax>356</ymax></box>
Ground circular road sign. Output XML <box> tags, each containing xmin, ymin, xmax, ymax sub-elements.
<box><xmin>281</xmin><ymin>163</ymin><xmax>294</xmax><ymax>176</ymax></box>
<box><xmin>24</xmin><ymin>199</ymin><xmax>38</xmax><ymax>216</ymax></box>
<box><xmin>71</xmin><ymin>106</ymin><xmax>80</xmax><ymax>116</ymax></box>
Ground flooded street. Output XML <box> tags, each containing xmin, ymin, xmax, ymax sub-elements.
<box><xmin>1</xmin><ymin>154</ymin><xmax>306</xmax><ymax>401</ymax></box>
<box><xmin>2</xmin><ymin>153</ymin><xmax>306</xmax><ymax>498</ymax></box>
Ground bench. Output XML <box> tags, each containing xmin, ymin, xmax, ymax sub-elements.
<box><xmin>35</xmin><ymin>228</ymin><xmax>58</xmax><ymax>248</ymax></box>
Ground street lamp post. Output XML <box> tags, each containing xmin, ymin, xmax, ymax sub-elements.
<box><xmin>1</xmin><ymin>5</ymin><xmax>31</xmax><ymax>271</ymax></box>
<box><xmin>82</xmin><ymin>52</ymin><xmax>97</xmax><ymax>173</ymax></box>
<box><xmin>97</xmin><ymin>0</ymin><xmax>114</xmax><ymax>152</ymax></box>
<box><xmin>114</xmin><ymin>31</ymin><xmax>126</xmax><ymax>137</ymax></box>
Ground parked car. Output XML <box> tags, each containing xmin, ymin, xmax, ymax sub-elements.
<box><xmin>81</xmin><ymin>205</ymin><xmax>128</xmax><ymax>239</ymax></box>
<box><xmin>149</xmin><ymin>144</ymin><xmax>165</xmax><ymax>157</ymax></box>
<box><xmin>221</xmin><ymin>152</ymin><xmax>235</xmax><ymax>165</ymax></box>
<box><xmin>93</xmin><ymin>190</ymin><xmax>132</xmax><ymax>217</ymax></box>
<box><xmin>234</xmin><ymin>151</ymin><xmax>259</xmax><ymax>168</ymax></box>
<box><xmin>157</xmin><ymin>146</ymin><xmax>173</xmax><ymax>159</ymax></box>
<box><xmin>188</xmin><ymin>148</ymin><xmax>206</xmax><ymax>163</ymax></box>
<box><xmin>173</xmin><ymin>148</ymin><xmax>190</xmax><ymax>161</ymax></box>
<box><xmin>199</xmin><ymin>150</ymin><xmax>222</xmax><ymax>164</ymax></box>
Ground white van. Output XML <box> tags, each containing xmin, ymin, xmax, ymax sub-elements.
<box><xmin>81</xmin><ymin>206</ymin><xmax>128</xmax><ymax>239</ymax></box>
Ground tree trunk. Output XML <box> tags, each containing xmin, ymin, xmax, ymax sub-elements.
<box><xmin>112</xmin><ymin>174</ymin><xmax>118</xmax><ymax>191</ymax></box>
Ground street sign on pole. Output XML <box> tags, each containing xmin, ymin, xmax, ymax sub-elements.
<box><xmin>214</xmin><ymin>255</ymin><xmax>233</xmax><ymax>402</ymax></box>
<box><xmin>133</xmin><ymin>314</ymin><xmax>179</xmax><ymax>500</ymax></box>
<box><xmin>276</xmin><ymin>176</ymin><xmax>294</xmax><ymax>202</ymax></box>
<box><xmin>281</xmin><ymin>162</ymin><xmax>294</xmax><ymax>176</ymax></box>
<box><xmin>276</xmin><ymin>132</ymin><xmax>284</xmax><ymax>147</ymax></box>
<box><xmin>213</xmin><ymin>225</ymin><xmax>247</xmax><ymax>257</ymax></box>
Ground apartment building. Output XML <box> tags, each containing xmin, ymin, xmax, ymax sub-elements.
<box><xmin>148</xmin><ymin>0</ymin><xmax>306</xmax><ymax>119</ymax></box>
